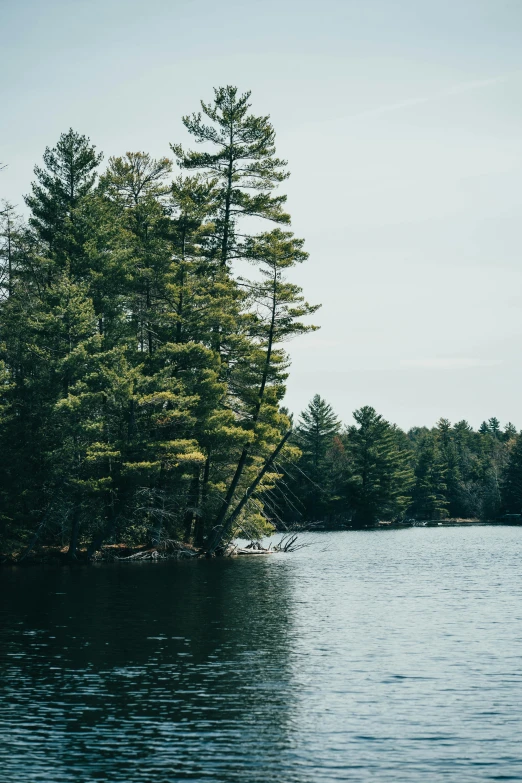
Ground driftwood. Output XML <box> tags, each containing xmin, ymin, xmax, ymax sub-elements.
<box><xmin>113</xmin><ymin>533</ymin><xmax>306</xmax><ymax>560</ymax></box>
<box><xmin>225</xmin><ymin>534</ymin><xmax>307</xmax><ymax>556</ymax></box>
<box><xmin>113</xmin><ymin>539</ymin><xmax>199</xmax><ymax>562</ymax></box>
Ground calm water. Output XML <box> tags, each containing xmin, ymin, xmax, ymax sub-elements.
<box><xmin>1</xmin><ymin>528</ymin><xmax>522</xmax><ymax>782</ymax></box>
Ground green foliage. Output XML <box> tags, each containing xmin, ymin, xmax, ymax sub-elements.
<box><xmin>278</xmin><ymin>402</ymin><xmax>518</xmax><ymax>526</ymax></box>
<box><xmin>343</xmin><ymin>406</ymin><xmax>414</xmax><ymax>526</ymax></box>
<box><xmin>172</xmin><ymin>85</ymin><xmax>289</xmax><ymax>268</ymax></box>
<box><xmin>0</xmin><ymin>87</ymin><xmax>318</xmax><ymax>557</ymax></box>
<box><xmin>25</xmin><ymin>129</ymin><xmax>103</xmax><ymax>270</ymax></box>
<box><xmin>408</xmin><ymin>433</ymin><xmax>449</xmax><ymax>519</ymax></box>
<box><xmin>294</xmin><ymin>395</ymin><xmax>340</xmax><ymax>519</ymax></box>
<box><xmin>502</xmin><ymin>434</ymin><xmax>522</xmax><ymax>513</ymax></box>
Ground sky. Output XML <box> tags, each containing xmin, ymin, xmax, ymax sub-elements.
<box><xmin>1</xmin><ymin>0</ymin><xmax>522</xmax><ymax>431</ymax></box>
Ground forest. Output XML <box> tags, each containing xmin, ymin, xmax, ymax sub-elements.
<box><xmin>282</xmin><ymin>396</ymin><xmax>522</xmax><ymax>528</ymax></box>
<box><xmin>1</xmin><ymin>85</ymin><xmax>521</xmax><ymax>562</ymax></box>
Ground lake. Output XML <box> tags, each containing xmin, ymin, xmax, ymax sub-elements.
<box><xmin>1</xmin><ymin>527</ymin><xmax>522</xmax><ymax>782</ymax></box>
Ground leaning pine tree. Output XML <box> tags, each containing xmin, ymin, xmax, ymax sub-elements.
<box><xmin>171</xmin><ymin>86</ymin><xmax>318</xmax><ymax>552</ymax></box>
<box><xmin>205</xmin><ymin>228</ymin><xmax>319</xmax><ymax>553</ymax></box>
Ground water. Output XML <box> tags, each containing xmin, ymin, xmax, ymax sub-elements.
<box><xmin>1</xmin><ymin>527</ymin><xmax>522</xmax><ymax>782</ymax></box>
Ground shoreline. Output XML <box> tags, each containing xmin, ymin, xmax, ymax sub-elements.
<box><xmin>2</xmin><ymin>521</ymin><xmax>522</xmax><ymax>566</ymax></box>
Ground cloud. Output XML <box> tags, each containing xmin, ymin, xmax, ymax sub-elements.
<box><xmin>400</xmin><ymin>358</ymin><xmax>503</xmax><ymax>369</ymax></box>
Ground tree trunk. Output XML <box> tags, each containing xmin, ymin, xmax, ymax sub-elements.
<box><xmin>220</xmin><ymin>134</ymin><xmax>234</xmax><ymax>267</ymax></box>
<box><xmin>211</xmin><ymin>268</ymin><xmax>278</xmax><ymax>536</ymax></box>
<box><xmin>206</xmin><ymin>429</ymin><xmax>292</xmax><ymax>555</ymax></box>
<box><xmin>183</xmin><ymin>467</ymin><xmax>200</xmax><ymax>543</ymax></box>
<box><xmin>195</xmin><ymin>453</ymin><xmax>211</xmax><ymax>546</ymax></box>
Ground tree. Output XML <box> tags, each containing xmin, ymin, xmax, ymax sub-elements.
<box><xmin>172</xmin><ymin>85</ymin><xmax>289</xmax><ymax>268</ymax></box>
<box><xmin>294</xmin><ymin>394</ymin><xmax>340</xmax><ymax>518</ymax></box>
<box><xmin>0</xmin><ymin>202</ymin><xmax>22</xmax><ymax>299</ymax></box>
<box><xmin>343</xmin><ymin>406</ymin><xmax>413</xmax><ymax>526</ymax></box>
<box><xmin>408</xmin><ymin>433</ymin><xmax>449</xmax><ymax>519</ymax></box>
<box><xmin>25</xmin><ymin>129</ymin><xmax>102</xmax><ymax>271</ymax></box>
<box><xmin>0</xmin><ymin>264</ymin><xmax>123</xmax><ymax>552</ymax></box>
<box><xmin>435</xmin><ymin>418</ymin><xmax>462</xmax><ymax>516</ymax></box>
<box><xmin>100</xmin><ymin>152</ymin><xmax>173</xmax><ymax>354</ymax></box>
<box><xmin>502</xmin><ymin>434</ymin><xmax>522</xmax><ymax>513</ymax></box>
<box><xmin>488</xmin><ymin>417</ymin><xmax>501</xmax><ymax>439</ymax></box>
<box><xmin>297</xmin><ymin>394</ymin><xmax>340</xmax><ymax>473</ymax></box>
<box><xmin>206</xmin><ymin>229</ymin><xmax>318</xmax><ymax>552</ymax></box>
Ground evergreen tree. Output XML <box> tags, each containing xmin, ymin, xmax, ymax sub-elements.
<box><xmin>343</xmin><ymin>406</ymin><xmax>413</xmax><ymax>526</ymax></box>
<box><xmin>100</xmin><ymin>151</ymin><xmax>173</xmax><ymax>354</ymax></box>
<box><xmin>435</xmin><ymin>418</ymin><xmax>462</xmax><ymax>516</ymax></box>
<box><xmin>488</xmin><ymin>417</ymin><xmax>501</xmax><ymax>439</ymax></box>
<box><xmin>0</xmin><ymin>265</ymin><xmax>120</xmax><ymax>550</ymax></box>
<box><xmin>502</xmin><ymin>434</ymin><xmax>522</xmax><ymax>513</ymax></box>
<box><xmin>294</xmin><ymin>394</ymin><xmax>340</xmax><ymax>518</ymax></box>
<box><xmin>172</xmin><ymin>85</ymin><xmax>289</xmax><ymax>268</ymax></box>
<box><xmin>25</xmin><ymin>129</ymin><xmax>102</xmax><ymax>271</ymax></box>
<box><xmin>0</xmin><ymin>202</ymin><xmax>22</xmax><ymax>300</ymax></box>
<box><xmin>206</xmin><ymin>229</ymin><xmax>318</xmax><ymax>551</ymax></box>
<box><xmin>408</xmin><ymin>433</ymin><xmax>449</xmax><ymax>519</ymax></box>
<box><xmin>297</xmin><ymin>394</ymin><xmax>340</xmax><ymax>475</ymax></box>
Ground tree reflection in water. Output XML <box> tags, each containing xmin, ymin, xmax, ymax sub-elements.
<box><xmin>0</xmin><ymin>558</ymin><xmax>309</xmax><ymax>782</ymax></box>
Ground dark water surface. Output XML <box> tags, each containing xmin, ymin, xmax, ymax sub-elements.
<box><xmin>1</xmin><ymin>528</ymin><xmax>522</xmax><ymax>782</ymax></box>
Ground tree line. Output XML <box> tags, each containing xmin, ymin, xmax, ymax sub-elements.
<box><xmin>278</xmin><ymin>395</ymin><xmax>522</xmax><ymax>527</ymax></box>
<box><xmin>0</xmin><ymin>86</ymin><xmax>318</xmax><ymax>559</ymax></box>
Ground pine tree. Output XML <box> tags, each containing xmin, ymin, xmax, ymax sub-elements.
<box><xmin>0</xmin><ymin>265</ymin><xmax>121</xmax><ymax>550</ymax></box>
<box><xmin>0</xmin><ymin>201</ymin><xmax>22</xmax><ymax>300</ymax></box>
<box><xmin>502</xmin><ymin>434</ymin><xmax>522</xmax><ymax>514</ymax></box>
<box><xmin>206</xmin><ymin>229</ymin><xmax>318</xmax><ymax>551</ymax></box>
<box><xmin>25</xmin><ymin>129</ymin><xmax>102</xmax><ymax>271</ymax></box>
<box><xmin>294</xmin><ymin>394</ymin><xmax>340</xmax><ymax>518</ymax></box>
<box><xmin>297</xmin><ymin>394</ymin><xmax>340</xmax><ymax>474</ymax></box>
<box><xmin>100</xmin><ymin>152</ymin><xmax>173</xmax><ymax>354</ymax></box>
<box><xmin>435</xmin><ymin>418</ymin><xmax>462</xmax><ymax>516</ymax></box>
<box><xmin>488</xmin><ymin>417</ymin><xmax>501</xmax><ymax>439</ymax></box>
<box><xmin>172</xmin><ymin>85</ymin><xmax>289</xmax><ymax>268</ymax></box>
<box><xmin>408</xmin><ymin>433</ymin><xmax>449</xmax><ymax>519</ymax></box>
<box><xmin>343</xmin><ymin>406</ymin><xmax>413</xmax><ymax>526</ymax></box>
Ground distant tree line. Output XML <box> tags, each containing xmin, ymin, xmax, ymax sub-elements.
<box><xmin>0</xmin><ymin>86</ymin><xmax>318</xmax><ymax>559</ymax></box>
<box><xmin>274</xmin><ymin>395</ymin><xmax>522</xmax><ymax>527</ymax></box>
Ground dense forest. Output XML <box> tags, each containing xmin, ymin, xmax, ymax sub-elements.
<box><xmin>281</xmin><ymin>396</ymin><xmax>522</xmax><ymax>528</ymax></box>
<box><xmin>1</xmin><ymin>86</ymin><xmax>521</xmax><ymax>562</ymax></box>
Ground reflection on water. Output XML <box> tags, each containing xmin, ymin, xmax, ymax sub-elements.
<box><xmin>1</xmin><ymin>527</ymin><xmax>522</xmax><ymax>782</ymax></box>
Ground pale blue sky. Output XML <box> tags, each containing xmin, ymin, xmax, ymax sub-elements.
<box><xmin>2</xmin><ymin>0</ymin><xmax>522</xmax><ymax>430</ymax></box>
